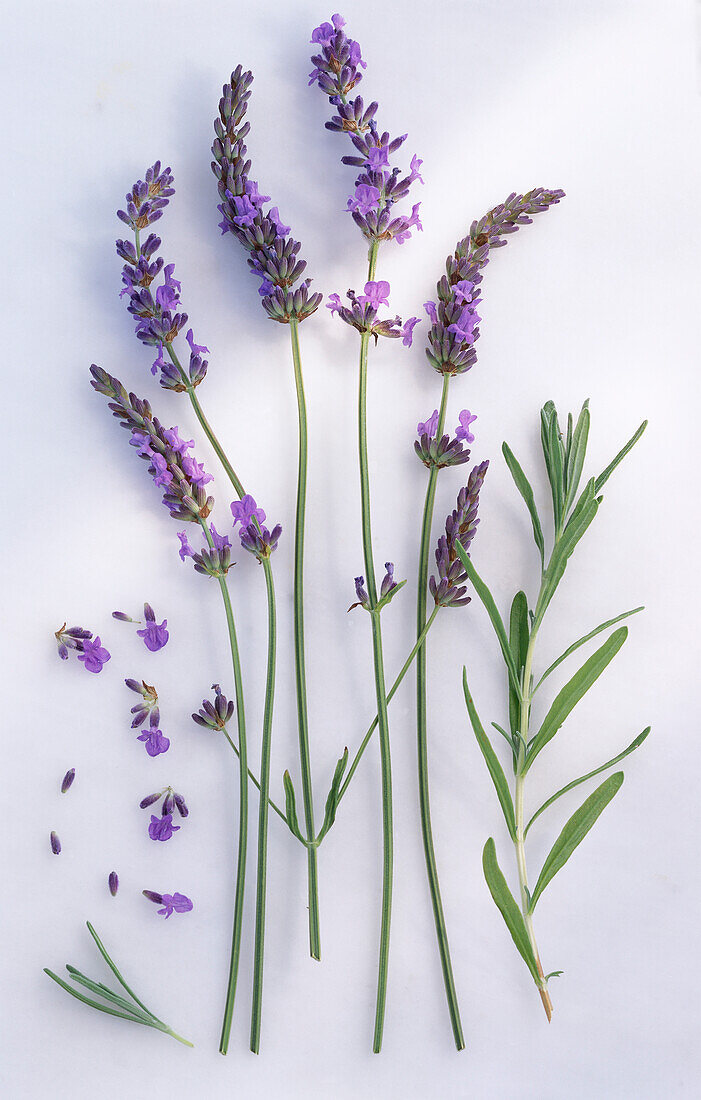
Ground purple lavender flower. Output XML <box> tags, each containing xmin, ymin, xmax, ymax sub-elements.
<box><xmin>140</xmin><ymin>792</ymin><xmax>162</xmax><ymax>809</ymax></box>
<box><xmin>417</xmin><ymin>410</ymin><xmax>440</xmax><ymax>438</ymax></box>
<box><xmin>148</xmin><ymin>813</ymin><xmax>181</xmax><ymax>842</ymax></box>
<box><xmin>126</xmin><ymin>678</ymin><xmax>159</xmax><ymax>728</ymax></box>
<box><xmin>109</xmin><ymin>871</ymin><xmax>119</xmax><ymax>897</ymax></box>
<box><xmin>348</xmin><ymin>576</ymin><xmax>370</xmax><ymax>611</ymax></box>
<box><xmin>379</xmin><ymin>563</ymin><xmax>397</xmax><ymax>599</ymax></box>
<box><xmin>143</xmin><ymin>890</ymin><xmax>193</xmax><ymax>919</ymax></box>
<box><xmin>137</xmin><ymin>728</ymin><xmax>170</xmax><ymax>757</ymax></box>
<box><xmin>356</xmin><ymin>281</ymin><xmax>390</xmax><ymax>309</ymax></box>
<box><xmin>212</xmin><ymin>68</ymin><xmax>322</xmax><ymax>323</ymax></box>
<box><xmin>424</xmin><ymin>188</ymin><xmax>565</xmax><ymax>377</ymax></box>
<box><xmin>326</xmin><ymin>284</ymin><xmax>414</xmax><ymax>344</ymax></box>
<box><xmin>239</xmin><ymin>521</ymin><xmax>282</xmax><ymax>562</ymax></box>
<box><xmin>55</xmin><ymin>624</ymin><xmax>96</xmax><ymax>665</ymax></box>
<box><xmin>310</xmin><ymin>18</ymin><xmax>423</xmax><ymax>247</ymax></box>
<box><xmin>136</xmin><ymin>603</ymin><xmax>169</xmax><ymax>652</ymax></box>
<box><xmin>177</xmin><ymin>531</ymin><xmax>194</xmax><ymax>561</ymax></box>
<box><xmin>230</xmin><ymin>494</ymin><xmax>266</xmax><ymax>528</ymax></box>
<box><xmin>430</xmin><ymin>461</ymin><xmax>489</xmax><ymax>608</ymax></box>
<box><xmin>77</xmin><ymin>636</ymin><xmax>111</xmax><ymax>674</ymax></box>
<box><xmin>401</xmin><ymin>317</ymin><xmax>420</xmax><ymax>347</ymax></box>
<box><xmin>60</xmin><ymin>769</ymin><xmax>75</xmax><ymax>794</ymax></box>
<box><xmin>50</xmin><ymin>831</ymin><xmax>61</xmax><ymax>855</ymax></box>
<box><xmin>209</xmin><ymin>523</ymin><xmax>231</xmax><ymax>552</ymax></box>
<box><xmin>193</xmin><ymin>684</ymin><xmax>235</xmax><ymax>731</ymax></box>
<box><xmin>455</xmin><ymin>410</ymin><xmax>477</xmax><ymax>443</ymax></box>
<box><xmin>90</xmin><ymin>366</ymin><xmax>216</xmax><ymax>525</ymax></box>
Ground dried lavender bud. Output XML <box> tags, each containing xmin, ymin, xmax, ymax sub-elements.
<box><xmin>112</xmin><ymin>611</ymin><xmax>135</xmax><ymax>622</ymax></box>
<box><xmin>50</xmin><ymin>831</ymin><xmax>61</xmax><ymax>855</ymax></box>
<box><xmin>125</xmin><ymin>679</ymin><xmax>159</xmax><ymax>728</ymax></box>
<box><xmin>90</xmin><ymin>366</ymin><xmax>215</xmax><ymax>524</ymax></box>
<box><xmin>108</xmin><ymin>871</ymin><xmax>119</xmax><ymax>897</ymax></box>
<box><xmin>309</xmin><ymin>16</ymin><xmax>425</xmax><ymax>247</ymax></box>
<box><xmin>60</xmin><ymin>769</ymin><xmax>75</xmax><ymax>794</ymax></box>
<box><xmin>140</xmin><ymin>792</ymin><xmax>162</xmax><ymax>809</ymax></box>
<box><xmin>212</xmin><ymin>67</ymin><xmax>322</xmax><ymax>323</ymax></box>
<box><xmin>173</xmin><ymin>793</ymin><xmax>189</xmax><ymax>818</ymax></box>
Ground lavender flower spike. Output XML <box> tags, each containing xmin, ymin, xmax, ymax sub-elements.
<box><xmin>430</xmin><ymin>460</ymin><xmax>489</xmax><ymax>608</ymax></box>
<box><xmin>212</xmin><ymin>67</ymin><xmax>322</xmax><ymax>323</ymax></box>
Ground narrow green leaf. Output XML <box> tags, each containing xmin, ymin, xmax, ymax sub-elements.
<box><xmin>529</xmin><ymin>772</ymin><xmax>625</xmax><ymax>910</ymax></box>
<box><xmin>375</xmin><ymin>578</ymin><xmax>407</xmax><ymax>612</ymax></box>
<box><xmin>282</xmin><ymin>771</ymin><xmax>306</xmax><ymax>844</ymax></box>
<box><xmin>492</xmin><ymin>721</ymin><xmax>522</xmax><ymax>752</ymax></box>
<box><xmin>501</xmin><ymin>443</ymin><xmax>545</xmax><ymax>565</ymax></box>
<box><xmin>66</xmin><ymin>968</ymin><xmax>151</xmax><ymax>1019</ymax></box>
<box><xmin>595</xmin><ymin>420</ymin><xmax>647</xmax><ymax>493</ymax></box>
<box><xmin>44</xmin><ymin>969</ymin><xmax>148</xmax><ymax>1025</ymax></box>
<box><xmin>525</xmin><ymin>628</ymin><xmax>628</xmax><ymax>772</ymax></box>
<box><xmin>547</xmin><ymin>408</ymin><xmax>565</xmax><ymax>531</ymax></box>
<box><xmin>564</xmin><ymin>403</ymin><xmax>590</xmax><ymax>516</ymax></box>
<box><xmin>85</xmin><ymin>923</ymin><xmax>156</xmax><ymax>1019</ymax></box>
<box><xmin>525</xmin><ymin>727</ymin><xmax>650</xmax><ymax>836</ymax></box>
<box><xmin>534</xmin><ymin>480</ymin><xmax>599</xmax><ymax>627</ymax></box>
<box><xmin>455</xmin><ymin>542</ymin><xmax>521</xmax><ymax>693</ymax></box>
<box><xmin>315</xmin><ymin>749</ymin><xmax>349</xmax><ymax>844</ymax></box>
<box><xmin>482</xmin><ymin>839</ymin><xmax>540</xmax><ymax>982</ymax></box>
<box><xmin>463</xmin><ymin>670</ymin><xmax>516</xmax><ymax>840</ymax></box>
<box><xmin>533</xmin><ymin>606</ymin><xmax>644</xmax><ymax>693</ymax></box>
<box><xmin>508</xmin><ymin>591</ymin><xmax>529</xmax><ymax>744</ymax></box>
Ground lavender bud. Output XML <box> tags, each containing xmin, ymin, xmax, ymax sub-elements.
<box><xmin>162</xmin><ymin>791</ymin><xmax>175</xmax><ymax>816</ymax></box>
<box><xmin>50</xmin><ymin>831</ymin><xmax>61</xmax><ymax>855</ymax></box>
<box><xmin>108</xmin><ymin>871</ymin><xmax>119</xmax><ymax>897</ymax></box>
<box><xmin>125</xmin><ymin>678</ymin><xmax>142</xmax><ymax>693</ymax></box>
<box><xmin>140</xmin><ymin>792</ymin><xmax>161</xmax><ymax>808</ymax></box>
<box><xmin>143</xmin><ymin>602</ymin><xmax>155</xmax><ymax>622</ymax></box>
<box><xmin>60</xmin><ymin>768</ymin><xmax>75</xmax><ymax>794</ymax></box>
<box><xmin>142</xmin><ymin>889</ymin><xmax>164</xmax><ymax>905</ymax></box>
<box><xmin>112</xmin><ymin>611</ymin><xmax>134</xmax><ymax>622</ymax></box>
<box><xmin>174</xmin><ymin>793</ymin><xmax>189</xmax><ymax>818</ymax></box>
<box><xmin>149</xmin><ymin>708</ymin><xmax>160</xmax><ymax>728</ymax></box>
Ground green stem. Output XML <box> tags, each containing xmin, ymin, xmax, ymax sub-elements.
<box><xmin>514</xmin><ymin>616</ymin><xmax>553</xmax><ymax>1021</ymax></box>
<box><xmin>357</xmin><ymin>240</ymin><xmax>394</xmax><ymax>1052</ymax></box>
<box><xmin>191</xmin><ymin>521</ymin><xmax>249</xmax><ymax>1057</ymax></box>
<box><xmin>414</xmin><ymin>375</ymin><xmax>465</xmax><ymax>1050</ymax></box>
<box><xmin>250</xmin><ymin>561</ymin><xmax>277</xmax><ymax>1054</ymax></box>
<box><xmin>337</xmin><ymin>606</ymin><xmax>440</xmax><ymax>804</ymax></box>
<box><xmin>289</xmin><ymin>317</ymin><xmax>320</xmax><ymax>962</ymax></box>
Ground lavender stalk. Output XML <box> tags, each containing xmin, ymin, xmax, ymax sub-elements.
<box><xmin>212</xmin><ymin>69</ymin><xmax>322</xmax><ymax>962</ymax></box>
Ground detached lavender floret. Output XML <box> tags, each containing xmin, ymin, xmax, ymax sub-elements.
<box><xmin>212</xmin><ymin>67</ymin><xmax>323</xmax><ymax>323</ymax></box>
<box><xmin>309</xmin><ymin>15</ymin><xmax>424</xmax><ymax>247</ymax></box>
<box><xmin>125</xmin><ymin>678</ymin><xmax>160</xmax><ymax>729</ymax></box>
<box><xmin>430</xmin><ymin>460</ymin><xmax>489</xmax><ymax>608</ymax></box>
<box><xmin>108</xmin><ymin>871</ymin><xmax>119</xmax><ymax>897</ymax></box>
<box><xmin>50</xmin><ymin>831</ymin><xmax>61</xmax><ymax>855</ymax></box>
<box><xmin>55</xmin><ymin>624</ymin><xmax>110</xmax><ymax>673</ymax></box>
<box><xmin>148</xmin><ymin>813</ymin><xmax>181</xmax><ymax>842</ymax></box>
<box><xmin>143</xmin><ymin>890</ymin><xmax>193</xmax><ymax>919</ymax></box>
<box><xmin>60</xmin><ymin>769</ymin><xmax>75</xmax><ymax>794</ymax></box>
<box><xmin>137</xmin><ymin>728</ymin><xmax>170</xmax><ymax>758</ymax></box>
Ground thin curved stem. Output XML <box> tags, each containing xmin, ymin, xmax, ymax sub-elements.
<box><xmin>250</xmin><ymin>561</ymin><xmax>277</xmax><ymax>1054</ymax></box>
<box><xmin>289</xmin><ymin>318</ymin><xmax>320</xmax><ymax>961</ymax></box>
<box><xmin>414</xmin><ymin>375</ymin><xmax>464</xmax><ymax>1050</ymax></box>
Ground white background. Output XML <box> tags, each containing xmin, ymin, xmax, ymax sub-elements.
<box><xmin>3</xmin><ymin>1</ymin><xmax>700</xmax><ymax>1096</ymax></box>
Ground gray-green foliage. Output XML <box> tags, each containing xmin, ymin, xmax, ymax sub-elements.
<box><xmin>460</xmin><ymin>401</ymin><xmax>648</xmax><ymax>1012</ymax></box>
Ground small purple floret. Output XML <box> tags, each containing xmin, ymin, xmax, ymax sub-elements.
<box><xmin>77</xmin><ymin>636</ymin><xmax>111</xmax><ymax>674</ymax></box>
<box><xmin>148</xmin><ymin>813</ymin><xmax>181</xmax><ymax>842</ymax></box>
<box><xmin>455</xmin><ymin>410</ymin><xmax>477</xmax><ymax>444</ymax></box>
<box><xmin>137</xmin><ymin>728</ymin><xmax>170</xmax><ymax>757</ymax></box>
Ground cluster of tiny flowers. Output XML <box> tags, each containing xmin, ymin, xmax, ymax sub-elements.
<box><xmin>140</xmin><ymin>787</ymin><xmax>189</xmax><ymax>843</ymax></box>
<box><xmin>142</xmin><ymin>889</ymin><xmax>193</xmax><ymax>919</ymax></box>
<box><xmin>231</xmin><ymin>495</ymin><xmax>281</xmax><ymax>562</ymax></box>
<box><xmin>192</xmin><ymin>684</ymin><xmax>235</xmax><ymax>731</ymax></box>
<box><xmin>349</xmin><ymin>562</ymin><xmax>401</xmax><ymax>612</ymax></box>
<box><xmin>327</xmin><ymin>281</ymin><xmax>419</xmax><ymax>345</ymax></box>
<box><xmin>309</xmin><ymin>15</ymin><xmax>424</xmax><ymax>245</ymax></box>
<box><xmin>414</xmin><ymin>409</ymin><xmax>478</xmax><ymax>469</ymax></box>
<box><xmin>125</xmin><ymin>678</ymin><xmax>160</xmax><ymax>728</ymax></box>
<box><xmin>90</xmin><ymin>369</ymin><xmax>215</xmax><ymax>525</ymax></box>
<box><xmin>116</xmin><ymin>163</ymin><xmax>209</xmax><ymax>389</ymax></box>
<box><xmin>430</xmin><ymin>460</ymin><xmax>489</xmax><ymax>608</ymax></box>
<box><xmin>113</xmin><ymin>603</ymin><xmax>169</xmax><ymax>651</ymax></box>
<box><xmin>177</xmin><ymin>523</ymin><xmax>233</xmax><ymax>577</ymax></box>
<box><xmin>212</xmin><ymin>66</ymin><xmax>323</xmax><ymax>324</ymax></box>
<box><xmin>55</xmin><ymin>624</ymin><xmax>111</xmax><ymax>674</ymax></box>
<box><xmin>424</xmin><ymin>188</ymin><xmax>565</xmax><ymax>376</ymax></box>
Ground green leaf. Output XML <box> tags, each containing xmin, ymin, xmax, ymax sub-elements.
<box><xmin>85</xmin><ymin>923</ymin><xmax>155</xmax><ymax>1019</ymax></box>
<box><xmin>525</xmin><ymin>627</ymin><xmax>628</xmax><ymax>772</ymax></box>
<box><xmin>44</xmin><ymin>969</ymin><xmax>148</xmax><ymax>1025</ymax></box>
<box><xmin>595</xmin><ymin>420</ymin><xmax>647</xmax><ymax>493</ymax></box>
<box><xmin>282</xmin><ymin>771</ymin><xmax>306</xmax><ymax>844</ymax></box>
<box><xmin>65</xmin><ymin>967</ymin><xmax>151</xmax><ymax>1019</ymax></box>
<box><xmin>546</xmin><ymin>407</ymin><xmax>566</xmax><ymax>531</ymax></box>
<box><xmin>563</xmin><ymin>402</ymin><xmax>590</xmax><ymax>516</ymax></box>
<box><xmin>533</xmin><ymin>479</ymin><xmax>599</xmax><ymax>627</ymax></box>
<box><xmin>482</xmin><ymin>839</ymin><xmax>540</xmax><ymax>982</ymax></box>
<box><xmin>533</xmin><ymin>606</ymin><xmax>644</xmax><ymax>693</ymax></box>
<box><xmin>463</xmin><ymin>670</ymin><xmax>516</xmax><ymax>840</ymax></box>
<box><xmin>528</xmin><ymin>772</ymin><xmax>625</xmax><ymax>910</ymax></box>
<box><xmin>508</xmin><ymin>591</ymin><xmax>530</xmax><ymax>745</ymax></box>
<box><xmin>501</xmin><ymin>443</ymin><xmax>545</xmax><ymax>566</ymax></box>
<box><xmin>315</xmin><ymin>749</ymin><xmax>349</xmax><ymax>844</ymax></box>
<box><xmin>455</xmin><ymin>542</ymin><xmax>521</xmax><ymax>694</ymax></box>
<box><xmin>492</xmin><ymin>721</ymin><xmax>522</xmax><ymax>752</ymax></box>
<box><xmin>525</xmin><ymin>727</ymin><xmax>650</xmax><ymax>836</ymax></box>
<box><xmin>376</xmin><ymin>578</ymin><xmax>407</xmax><ymax>613</ymax></box>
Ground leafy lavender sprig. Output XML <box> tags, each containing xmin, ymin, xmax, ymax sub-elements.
<box><xmin>44</xmin><ymin>922</ymin><xmax>192</xmax><ymax>1046</ymax></box>
<box><xmin>461</xmin><ymin>401</ymin><xmax>648</xmax><ymax>1019</ymax></box>
<box><xmin>212</xmin><ymin>66</ymin><xmax>324</xmax><ymax>981</ymax></box>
